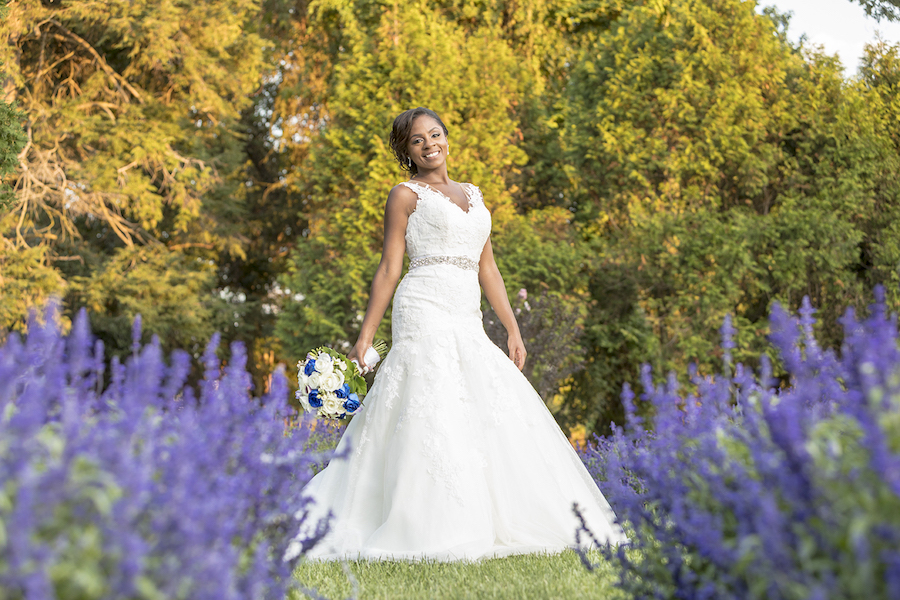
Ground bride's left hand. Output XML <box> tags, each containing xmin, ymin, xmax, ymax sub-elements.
<box><xmin>508</xmin><ymin>333</ymin><xmax>527</xmax><ymax>371</ymax></box>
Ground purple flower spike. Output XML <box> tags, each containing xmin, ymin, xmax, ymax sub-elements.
<box><xmin>578</xmin><ymin>289</ymin><xmax>900</xmax><ymax>599</ymax></box>
<box><xmin>0</xmin><ymin>306</ymin><xmax>333</xmax><ymax>598</ymax></box>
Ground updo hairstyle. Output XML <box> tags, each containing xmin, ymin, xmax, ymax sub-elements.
<box><xmin>389</xmin><ymin>107</ymin><xmax>449</xmax><ymax>176</ymax></box>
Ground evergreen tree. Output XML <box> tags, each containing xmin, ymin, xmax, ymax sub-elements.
<box><xmin>0</xmin><ymin>0</ymin><xmax>267</xmax><ymax>354</ymax></box>
<box><xmin>1</xmin><ymin>1</ymin><xmax>55</xmax><ymax>335</ymax></box>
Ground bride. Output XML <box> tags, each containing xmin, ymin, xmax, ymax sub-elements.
<box><xmin>291</xmin><ymin>107</ymin><xmax>626</xmax><ymax>561</ymax></box>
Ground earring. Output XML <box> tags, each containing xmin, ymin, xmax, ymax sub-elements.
<box><xmin>407</xmin><ymin>156</ymin><xmax>412</xmax><ymax>168</ymax></box>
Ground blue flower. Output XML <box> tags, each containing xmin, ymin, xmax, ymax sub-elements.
<box><xmin>343</xmin><ymin>394</ymin><xmax>360</xmax><ymax>413</ymax></box>
<box><xmin>336</xmin><ymin>383</ymin><xmax>350</xmax><ymax>399</ymax></box>
<box><xmin>308</xmin><ymin>389</ymin><xmax>322</xmax><ymax>408</ymax></box>
<box><xmin>303</xmin><ymin>359</ymin><xmax>316</xmax><ymax>376</ymax></box>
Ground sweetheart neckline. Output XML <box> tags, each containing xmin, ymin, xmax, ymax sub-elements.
<box><xmin>404</xmin><ymin>180</ymin><xmax>475</xmax><ymax>215</ymax></box>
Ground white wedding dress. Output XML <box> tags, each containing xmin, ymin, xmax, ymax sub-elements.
<box><xmin>295</xmin><ymin>181</ymin><xmax>627</xmax><ymax>561</ymax></box>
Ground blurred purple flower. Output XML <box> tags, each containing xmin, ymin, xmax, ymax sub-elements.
<box><xmin>0</xmin><ymin>307</ymin><xmax>331</xmax><ymax>598</ymax></box>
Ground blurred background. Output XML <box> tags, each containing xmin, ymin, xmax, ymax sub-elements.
<box><xmin>3</xmin><ymin>0</ymin><xmax>900</xmax><ymax>440</ymax></box>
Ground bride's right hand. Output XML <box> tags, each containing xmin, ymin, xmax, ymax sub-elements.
<box><xmin>347</xmin><ymin>339</ymin><xmax>373</xmax><ymax>373</ymax></box>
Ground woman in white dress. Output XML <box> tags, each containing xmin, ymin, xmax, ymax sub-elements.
<box><xmin>293</xmin><ymin>107</ymin><xmax>626</xmax><ymax>561</ymax></box>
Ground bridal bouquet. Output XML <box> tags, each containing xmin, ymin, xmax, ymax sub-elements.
<box><xmin>296</xmin><ymin>340</ymin><xmax>387</xmax><ymax>420</ymax></box>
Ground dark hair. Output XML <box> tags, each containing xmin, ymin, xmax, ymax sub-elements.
<box><xmin>389</xmin><ymin>107</ymin><xmax>449</xmax><ymax>176</ymax></box>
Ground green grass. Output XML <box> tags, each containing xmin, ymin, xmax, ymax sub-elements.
<box><xmin>291</xmin><ymin>550</ymin><xmax>625</xmax><ymax>600</ymax></box>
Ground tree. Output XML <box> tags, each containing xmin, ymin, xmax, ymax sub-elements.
<box><xmin>851</xmin><ymin>0</ymin><xmax>900</xmax><ymax>21</ymax></box>
<box><xmin>1</xmin><ymin>1</ymin><xmax>55</xmax><ymax>335</ymax></box>
<box><xmin>0</xmin><ymin>0</ymin><xmax>267</xmax><ymax>355</ymax></box>
<box><xmin>562</xmin><ymin>0</ymin><xmax>900</xmax><ymax>432</ymax></box>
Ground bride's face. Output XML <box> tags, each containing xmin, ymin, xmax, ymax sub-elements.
<box><xmin>407</xmin><ymin>116</ymin><xmax>448</xmax><ymax>172</ymax></box>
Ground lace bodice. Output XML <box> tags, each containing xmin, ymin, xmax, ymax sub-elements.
<box><xmin>399</xmin><ymin>181</ymin><xmax>491</xmax><ymax>262</ymax></box>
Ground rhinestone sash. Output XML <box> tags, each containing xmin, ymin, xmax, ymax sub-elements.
<box><xmin>409</xmin><ymin>255</ymin><xmax>480</xmax><ymax>273</ymax></box>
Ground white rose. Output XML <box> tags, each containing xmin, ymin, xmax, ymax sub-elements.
<box><xmin>337</xmin><ymin>360</ymin><xmax>347</xmax><ymax>372</ymax></box>
<box><xmin>297</xmin><ymin>371</ymin><xmax>309</xmax><ymax>389</ymax></box>
<box><xmin>307</xmin><ymin>372</ymin><xmax>321</xmax><ymax>389</ymax></box>
<box><xmin>315</xmin><ymin>353</ymin><xmax>334</xmax><ymax>375</ymax></box>
<box><xmin>320</xmin><ymin>370</ymin><xmax>344</xmax><ymax>393</ymax></box>
<box><xmin>322</xmin><ymin>392</ymin><xmax>342</xmax><ymax>416</ymax></box>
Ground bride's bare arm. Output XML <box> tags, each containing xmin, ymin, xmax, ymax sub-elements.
<box><xmin>478</xmin><ymin>238</ymin><xmax>527</xmax><ymax>371</ymax></box>
<box><xmin>348</xmin><ymin>186</ymin><xmax>416</xmax><ymax>368</ymax></box>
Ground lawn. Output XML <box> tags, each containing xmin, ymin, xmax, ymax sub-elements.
<box><xmin>291</xmin><ymin>550</ymin><xmax>624</xmax><ymax>600</ymax></box>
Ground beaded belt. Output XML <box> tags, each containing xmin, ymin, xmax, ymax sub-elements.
<box><xmin>409</xmin><ymin>255</ymin><xmax>480</xmax><ymax>273</ymax></box>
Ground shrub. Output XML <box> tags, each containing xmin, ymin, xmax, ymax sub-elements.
<box><xmin>579</xmin><ymin>289</ymin><xmax>900</xmax><ymax>599</ymax></box>
<box><xmin>0</xmin><ymin>306</ymin><xmax>330</xmax><ymax>599</ymax></box>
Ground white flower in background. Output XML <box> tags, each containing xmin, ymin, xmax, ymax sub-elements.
<box><xmin>315</xmin><ymin>353</ymin><xmax>334</xmax><ymax>375</ymax></box>
<box><xmin>320</xmin><ymin>370</ymin><xmax>344</xmax><ymax>392</ymax></box>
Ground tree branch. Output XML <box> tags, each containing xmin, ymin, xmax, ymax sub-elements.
<box><xmin>45</xmin><ymin>19</ymin><xmax>143</xmax><ymax>104</ymax></box>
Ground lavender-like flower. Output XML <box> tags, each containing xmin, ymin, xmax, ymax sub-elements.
<box><xmin>0</xmin><ymin>307</ymin><xmax>331</xmax><ymax>598</ymax></box>
<box><xmin>580</xmin><ymin>287</ymin><xmax>900</xmax><ymax>599</ymax></box>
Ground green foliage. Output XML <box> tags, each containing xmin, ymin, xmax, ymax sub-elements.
<box><xmin>851</xmin><ymin>0</ymin><xmax>900</xmax><ymax>21</ymax></box>
<box><xmin>0</xmin><ymin>96</ymin><xmax>25</xmax><ymax>208</ymax></box>
<box><xmin>66</xmin><ymin>245</ymin><xmax>218</xmax><ymax>359</ymax></box>
<box><xmin>562</xmin><ymin>0</ymin><xmax>900</xmax><ymax>431</ymax></box>
<box><xmin>0</xmin><ymin>0</ymin><xmax>265</xmax><ymax>351</ymax></box>
<box><xmin>3</xmin><ymin>0</ymin><xmax>900</xmax><ymax>437</ymax></box>
<box><xmin>0</xmin><ymin>243</ymin><xmax>66</xmax><ymax>336</ymax></box>
<box><xmin>484</xmin><ymin>207</ymin><xmax>593</xmax><ymax>414</ymax></box>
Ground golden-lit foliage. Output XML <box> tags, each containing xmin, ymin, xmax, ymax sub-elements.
<box><xmin>3</xmin><ymin>0</ymin><xmax>900</xmax><ymax>434</ymax></box>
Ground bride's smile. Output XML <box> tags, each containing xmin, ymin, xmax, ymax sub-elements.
<box><xmin>407</xmin><ymin>119</ymin><xmax>449</xmax><ymax>172</ymax></box>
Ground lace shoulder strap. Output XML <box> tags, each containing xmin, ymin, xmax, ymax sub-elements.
<box><xmin>398</xmin><ymin>180</ymin><xmax>434</xmax><ymax>198</ymax></box>
<box><xmin>463</xmin><ymin>183</ymin><xmax>483</xmax><ymax>206</ymax></box>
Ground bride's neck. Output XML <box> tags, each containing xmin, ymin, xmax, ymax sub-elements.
<box><xmin>412</xmin><ymin>166</ymin><xmax>450</xmax><ymax>185</ymax></box>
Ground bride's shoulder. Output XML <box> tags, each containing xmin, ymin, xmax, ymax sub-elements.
<box><xmin>389</xmin><ymin>181</ymin><xmax>419</xmax><ymax>200</ymax></box>
<box><xmin>386</xmin><ymin>182</ymin><xmax>418</xmax><ymax>215</ymax></box>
